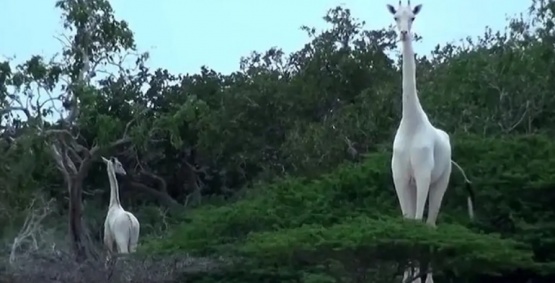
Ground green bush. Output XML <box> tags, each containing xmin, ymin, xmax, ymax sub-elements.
<box><xmin>240</xmin><ymin>216</ymin><xmax>534</xmax><ymax>274</ymax></box>
<box><xmin>144</xmin><ymin>135</ymin><xmax>555</xmax><ymax>279</ymax></box>
<box><xmin>143</xmin><ymin>151</ymin><xmax>396</xmax><ymax>255</ymax></box>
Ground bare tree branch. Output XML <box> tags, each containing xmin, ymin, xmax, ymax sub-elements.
<box><xmin>51</xmin><ymin>143</ymin><xmax>76</xmax><ymax>172</ymax></box>
<box><xmin>501</xmin><ymin>100</ymin><xmax>530</xmax><ymax>134</ymax></box>
<box><xmin>124</xmin><ymin>179</ymin><xmax>181</xmax><ymax>209</ymax></box>
<box><xmin>9</xmin><ymin>195</ymin><xmax>55</xmax><ymax>266</ymax></box>
<box><xmin>0</xmin><ymin>106</ymin><xmax>31</xmax><ymax>121</ymax></box>
<box><xmin>139</xmin><ymin>169</ymin><xmax>169</xmax><ymax>194</ymax></box>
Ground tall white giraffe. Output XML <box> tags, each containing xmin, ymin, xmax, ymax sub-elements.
<box><xmin>102</xmin><ymin>156</ymin><xmax>140</xmax><ymax>257</ymax></box>
<box><xmin>387</xmin><ymin>1</ymin><xmax>475</xmax><ymax>282</ymax></box>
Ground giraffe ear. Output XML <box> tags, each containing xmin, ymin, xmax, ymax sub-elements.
<box><xmin>386</xmin><ymin>4</ymin><xmax>396</xmax><ymax>14</ymax></box>
<box><xmin>101</xmin><ymin>156</ymin><xmax>110</xmax><ymax>163</ymax></box>
<box><xmin>413</xmin><ymin>4</ymin><xmax>422</xmax><ymax>14</ymax></box>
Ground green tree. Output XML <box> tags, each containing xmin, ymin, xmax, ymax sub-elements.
<box><xmin>3</xmin><ymin>0</ymin><xmax>555</xmax><ymax>282</ymax></box>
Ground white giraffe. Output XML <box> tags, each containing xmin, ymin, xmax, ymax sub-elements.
<box><xmin>102</xmin><ymin>156</ymin><xmax>140</xmax><ymax>256</ymax></box>
<box><xmin>387</xmin><ymin>1</ymin><xmax>475</xmax><ymax>282</ymax></box>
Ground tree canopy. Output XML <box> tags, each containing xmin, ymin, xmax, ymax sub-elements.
<box><xmin>1</xmin><ymin>0</ymin><xmax>555</xmax><ymax>282</ymax></box>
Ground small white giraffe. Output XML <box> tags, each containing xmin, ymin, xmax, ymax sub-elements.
<box><xmin>102</xmin><ymin>156</ymin><xmax>140</xmax><ymax>257</ymax></box>
<box><xmin>387</xmin><ymin>1</ymin><xmax>475</xmax><ymax>282</ymax></box>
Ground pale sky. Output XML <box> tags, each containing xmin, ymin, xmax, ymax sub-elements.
<box><xmin>1</xmin><ymin>0</ymin><xmax>530</xmax><ymax>76</ymax></box>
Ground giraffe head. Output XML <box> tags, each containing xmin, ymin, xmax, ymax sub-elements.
<box><xmin>101</xmin><ymin>156</ymin><xmax>127</xmax><ymax>175</ymax></box>
<box><xmin>386</xmin><ymin>0</ymin><xmax>422</xmax><ymax>42</ymax></box>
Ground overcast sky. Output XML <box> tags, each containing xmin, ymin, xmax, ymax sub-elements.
<box><xmin>1</xmin><ymin>0</ymin><xmax>530</xmax><ymax>76</ymax></box>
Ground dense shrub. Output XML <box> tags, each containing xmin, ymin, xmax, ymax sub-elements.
<box><xmin>144</xmin><ymin>134</ymin><xmax>555</xmax><ymax>281</ymax></box>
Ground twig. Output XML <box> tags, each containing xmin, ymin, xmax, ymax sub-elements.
<box><xmin>9</xmin><ymin>195</ymin><xmax>55</xmax><ymax>265</ymax></box>
<box><xmin>0</xmin><ymin>106</ymin><xmax>31</xmax><ymax>120</ymax></box>
<box><xmin>139</xmin><ymin>169</ymin><xmax>169</xmax><ymax>193</ymax></box>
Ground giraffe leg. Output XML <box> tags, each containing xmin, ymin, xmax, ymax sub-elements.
<box><xmin>423</xmin><ymin>169</ymin><xmax>450</xmax><ymax>283</ymax></box>
<box><xmin>427</xmin><ymin>165</ymin><xmax>451</xmax><ymax>227</ymax></box>
<box><xmin>391</xmin><ymin>156</ymin><xmax>416</xmax><ymax>219</ymax></box>
<box><xmin>411</xmin><ymin>148</ymin><xmax>434</xmax><ymax>221</ymax></box>
<box><xmin>425</xmin><ymin>267</ymin><xmax>434</xmax><ymax>283</ymax></box>
<box><xmin>392</xmin><ymin>162</ymin><xmax>419</xmax><ymax>283</ymax></box>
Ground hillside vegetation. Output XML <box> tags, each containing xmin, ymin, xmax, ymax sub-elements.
<box><xmin>1</xmin><ymin>0</ymin><xmax>555</xmax><ymax>282</ymax></box>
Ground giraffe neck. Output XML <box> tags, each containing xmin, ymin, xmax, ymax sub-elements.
<box><xmin>107</xmin><ymin>164</ymin><xmax>121</xmax><ymax>208</ymax></box>
<box><xmin>400</xmin><ymin>38</ymin><xmax>427</xmax><ymax>125</ymax></box>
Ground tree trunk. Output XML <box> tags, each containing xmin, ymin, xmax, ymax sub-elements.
<box><xmin>185</xmin><ymin>149</ymin><xmax>202</xmax><ymax>206</ymax></box>
<box><xmin>68</xmin><ymin>177</ymin><xmax>88</xmax><ymax>262</ymax></box>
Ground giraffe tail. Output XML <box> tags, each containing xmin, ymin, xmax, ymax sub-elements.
<box><xmin>451</xmin><ymin>160</ymin><xmax>475</xmax><ymax>220</ymax></box>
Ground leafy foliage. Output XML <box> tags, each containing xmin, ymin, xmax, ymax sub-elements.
<box><xmin>2</xmin><ymin>0</ymin><xmax>555</xmax><ymax>281</ymax></box>
<box><xmin>145</xmin><ymin>134</ymin><xmax>555</xmax><ymax>280</ymax></box>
